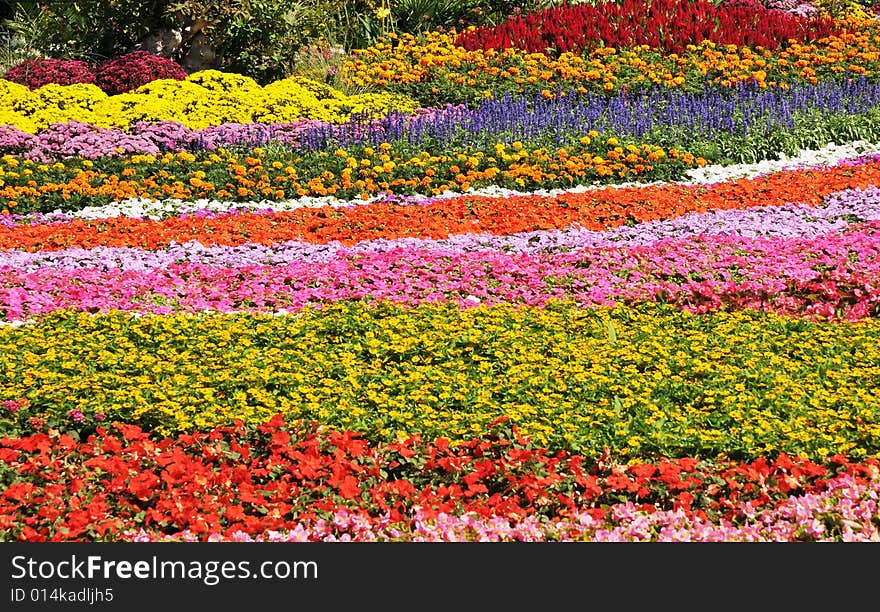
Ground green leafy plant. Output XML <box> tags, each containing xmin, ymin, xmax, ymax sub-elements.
<box><xmin>288</xmin><ymin>40</ymin><xmax>367</xmax><ymax>96</ymax></box>
<box><xmin>164</xmin><ymin>0</ymin><xmax>332</xmax><ymax>83</ymax></box>
<box><xmin>2</xmin><ymin>0</ymin><xmax>173</xmax><ymax>61</ymax></box>
<box><xmin>391</xmin><ymin>0</ymin><xmax>481</xmax><ymax>35</ymax></box>
<box><xmin>1</xmin><ymin>1</ymin><xmax>360</xmax><ymax>83</ymax></box>
<box><xmin>0</xmin><ymin>2</ymin><xmax>50</xmax><ymax>72</ymax></box>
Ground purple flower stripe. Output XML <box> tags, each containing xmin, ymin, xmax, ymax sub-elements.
<box><xmin>0</xmin><ymin>105</ymin><xmax>464</xmax><ymax>161</ymax></box>
<box><xmin>0</xmin><ymin>121</ymin><xmax>320</xmax><ymax>162</ymax></box>
<box><xmin>3</xmin><ymin>77</ymin><xmax>880</xmax><ymax>160</ymax></box>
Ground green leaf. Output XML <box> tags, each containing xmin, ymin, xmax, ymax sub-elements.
<box><xmin>605</xmin><ymin>319</ymin><xmax>617</xmax><ymax>345</ymax></box>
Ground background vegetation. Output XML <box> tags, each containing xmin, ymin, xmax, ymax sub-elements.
<box><xmin>0</xmin><ymin>0</ymin><xmax>561</xmax><ymax>82</ymax></box>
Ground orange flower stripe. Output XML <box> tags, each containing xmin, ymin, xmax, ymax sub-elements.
<box><xmin>3</xmin><ymin>160</ymin><xmax>880</xmax><ymax>252</ymax></box>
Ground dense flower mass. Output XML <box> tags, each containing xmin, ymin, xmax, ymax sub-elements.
<box><xmin>2</xmin><ymin>0</ymin><xmax>880</xmax><ymax>542</ymax></box>
<box><xmin>2</xmin><ymin>58</ymin><xmax>98</xmax><ymax>89</ymax></box>
<box><xmin>455</xmin><ymin>0</ymin><xmax>839</xmax><ymax>55</ymax></box>
<box><xmin>3</xmin><ymin>301</ymin><xmax>880</xmax><ymax>461</ymax></box>
<box><xmin>343</xmin><ymin>17</ymin><xmax>880</xmax><ymax>105</ymax></box>
<box><xmin>2</xmin><ymin>53</ymin><xmax>190</xmax><ymax>95</ymax></box>
<box><xmin>1</xmin><ymin>418</ymin><xmax>878</xmax><ymax>541</ymax></box>
<box><xmin>4</xmin><ymin>152</ymin><xmax>880</xmax><ymax>243</ymax></box>
<box><xmin>0</xmin><ymin>73</ymin><xmax>419</xmax><ymax>133</ymax></box>
<box><xmin>94</xmin><ymin>51</ymin><xmax>189</xmax><ymax>95</ymax></box>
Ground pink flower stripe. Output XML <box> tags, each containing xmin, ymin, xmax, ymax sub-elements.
<box><xmin>2</xmin><ymin>220</ymin><xmax>879</xmax><ymax>321</ymax></box>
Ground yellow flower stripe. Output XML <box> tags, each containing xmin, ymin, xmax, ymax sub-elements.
<box><xmin>2</xmin><ymin>302</ymin><xmax>878</xmax><ymax>462</ymax></box>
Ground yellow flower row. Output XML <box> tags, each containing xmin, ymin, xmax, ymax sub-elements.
<box><xmin>2</xmin><ymin>302</ymin><xmax>878</xmax><ymax>462</ymax></box>
<box><xmin>0</xmin><ymin>70</ymin><xmax>419</xmax><ymax>132</ymax></box>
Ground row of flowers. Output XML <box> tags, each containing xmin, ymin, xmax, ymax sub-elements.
<box><xmin>0</xmin><ymin>72</ymin><xmax>418</xmax><ymax>133</ymax></box>
<box><xmin>1</xmin><ymin>417</ymin><xmax>877</xmax><ymax>541</ymax></box>
<box><xmin>3</xmin><ymin>78</ymin><xmax>880</xmax><ymax>167</ymax></box>
<box><xmin>343</xmin><ymin>16</ymin><xmax>878</xmax><ymax>104</ymax></box>
<box><xmin>2</xmin><ymin>301</ymin><xmax>879</xmax><ymax>459</ymax></box>
<box><xmin>0</xmin><ymin>141</ymin><xmax>700</xmax><ymax>211</ymax></box>
<box><xmin>454</xmin><ymin>0</ymin><xmax>840</xmax><ymax>55</ymax></box>
<box><xmin>0</xmin><ymin>138</ymin><xmax>871</xmax><ymax>219</ymax></box>
<box><xmin>1</xmin><ymin>217</ymin><xmax>877</xmax><ymax>320</ymax></box>
<box><xmin>3</xmin><ymin>151</ymin><xmax>879</xmax><ymax>242</ymax></box>
<box><xmin>3</xmin><ymin>180</ymin><xmax>879</xmax><ymax>255</ymax></box>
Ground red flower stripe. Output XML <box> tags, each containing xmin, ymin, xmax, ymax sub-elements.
<box><xmin>1</xmin><ymin>418</ymin><xmax>877</xmax><ymax>541</ymax></box>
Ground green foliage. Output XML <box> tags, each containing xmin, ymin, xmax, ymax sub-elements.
<box><xmin>288</xmin><ymin>41</ymin><xmax>365</xmax><ymax>96</ymax></box>
<box><xmin>391</xmin><ymin>0</ymin><xmax>483</xmax><ymax>34</ymax></box>
<box><xmin>0</xmin><ymin>1</ymin><xmax>396</xmax><ymax>84</ymax></box>
<box><xmin>1</xmin><ymin>0</ymin><xmax>172</xmax><ymax>61</ymax></box>
<box><xmin>388</xmin><ymin>0</ymin><xmax>569</xmax><ymax>36</ymax></box>
<box><xmin>0</xmin><ymin>3</ymin><xmax>45</xmax><ymax>73</ymax></box>
<box><xmin>165</xmin><ymin>0</ymin><xmax>337</xmax><ymax>83</ymax></box>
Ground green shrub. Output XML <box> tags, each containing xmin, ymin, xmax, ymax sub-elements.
<box><xmin>0</xmin><ymin>1</ymin><xmax>570</xmax><ymax>84</ymax></box>
<box><xmin>166</xmin><ymin>0</ymin><xmax>340</xmax><ymax>83</ymax></box>
<box><xmin>1</xmin><ymin>0</ymin><xmax>389</xmax><ymax>84</ymax></box>
<box><xmin>2</xmin><ymin>0</ymin><xmax>173</xmax><ymax>60</ymax></box>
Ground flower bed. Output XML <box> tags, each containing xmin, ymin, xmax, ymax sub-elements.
<box><xmin>2</xmin><ymin>52</ymin><xmax>188</xmax><ymax>94</ymax></box>
<box><xmin>1</xmin><ymin>0</ymin><xmax>879</xmax><ymax>541</ymax></box>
